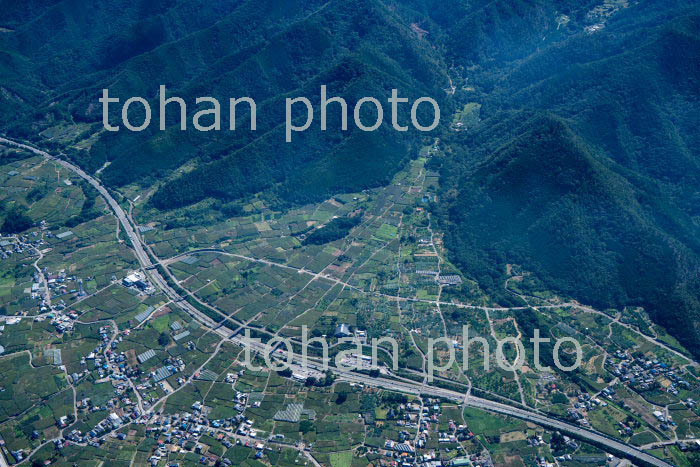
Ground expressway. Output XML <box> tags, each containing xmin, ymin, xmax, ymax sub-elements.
<box><xmin>0</xmin><ymin>137</ymin><xmax>239</xmax><ymax>337</ymax></box>
<box><xmin>0</xmin><ymin>137</ymin><xmax>674</xmax><ymax>467</ymax></box>
<box><xmin>332</xmin><ymin>370</ymin><xmax>672</xmax><ymax>467</ymax></box>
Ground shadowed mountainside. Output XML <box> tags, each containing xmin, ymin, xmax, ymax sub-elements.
<box><xmin>1</xmin><ymin>0</ymin><xmax>699</xmax><ymax>355</ymax></box>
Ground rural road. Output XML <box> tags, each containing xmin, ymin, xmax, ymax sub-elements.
<box><xmin>0</xmin><ymin>137</ymin><xmax>674</xmax><ymax>467</ymax></box>
<box><xmin>284</xmin><ymin>359</ymin><xmax>674</xmax><ymax>467</ymax></box>
<box><xmin>0</xmin><ymin>138</ymin><xmax>237</xmax><ymax>333</ymax></box>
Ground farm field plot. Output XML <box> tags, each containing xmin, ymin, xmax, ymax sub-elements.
<box><xmin>1</xmin><ymin>148</ymin><xmax>699</xmax><ymax>467</ymax></box>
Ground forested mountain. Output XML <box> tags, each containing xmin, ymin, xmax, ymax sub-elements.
<box><xmin>1</xmin><ymin>0</ymin><xmax>699</xmax><ymax>355</ymax></box>
<box><xmin>433</xmin><ymin>113</ymin><xmax>700</xmax><ymax>354</ymax></box>
<box><xmin>0</xmin><ymin>0</ymin><xmax>450</xmax><ymax>207</ymax></box>
<box><xmin>421</xmin><ymin>0</ymin><xmax>700</xmax><ymax>355</ymax></box>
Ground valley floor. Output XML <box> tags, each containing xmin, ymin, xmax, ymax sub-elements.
<box><xmin>0</xmin><ymin>138</ymin><xmax>699</xmax><ymax>467</ymax></box>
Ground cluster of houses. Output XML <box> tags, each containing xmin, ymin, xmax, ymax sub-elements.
<box><xmin>59</xmin><ymin>326</ymin><xmax>145</xmax><ymax>447</ymax></box>
<box><xmin>62</xmin><ymin>408</ymin><xmax>139</xmax><ymax>448</ymax></box>
<box><xmin>370</xmin><ymin>400</ymin><xmax>480</xmax><ymax>466</ymax></box>
<box><xmin>137</xmin><ymin>406</ymin><xmax>294</xmax><ymax>466</ymax></box>
<box><xmin>567</xmin><ymin>391</ymin><xmax>610</xmax><ymax>426</ymax></box>
<box><xmin>43</xmin><ymin>323</ymin><xmax>273</xmax><ymax>464</ymax></box>
<box><xmin>39</xmin><ymin>269</ymin><xmax>87</xmax><ymax>305</ymax></box>
<box><xmin>1</xmin><ymin>226</ymin><xmax>91</xmax><ymax>315</ymax></box>
<box><xmin>0</xmin><ymin>230</ymin><xmax>41</xmax><ymax>259</ymax></box>
<box><xmin>606</xmin><ymin>350</ymin><xmax>691</xmax><ymax>396</ymax></box>
<box><xmin>557</xmin><ymin>350</ymin><xmax>697</xmax><ymax>433</ymax></box>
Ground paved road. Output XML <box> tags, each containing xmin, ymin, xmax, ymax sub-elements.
<box><xmin>237</xmin><ymin>339</ymin><xmax>673</xmax><ymax>466</ymax></box>
<box><xmin>319</xmin><ymin>367</ymin><xmax>673</xmax><ymax>467</ymax></box>
<box><xmin>0</xmin><ymin>137</ymin><xmax>237</xmax><ymax>336</ymax></box>
<box><xmin>0</xmin><ymin>137</ymin><xmax>674</xmax><ymax>467</ymax></box>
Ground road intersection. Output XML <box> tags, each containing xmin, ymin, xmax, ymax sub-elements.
<box><xmin>0</xmin><ymin>137</ymin><xmax>674</xmax><ymax>467</ymax></box>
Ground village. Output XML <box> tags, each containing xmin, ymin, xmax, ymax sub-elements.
<box><xmin>1</xmin><ymin>144</ymin><xmax>699</xmax><ymax>467</ymax></box>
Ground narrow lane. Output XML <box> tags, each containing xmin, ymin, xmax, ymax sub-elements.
<box><xmin>0</xmin><ymin>137</ymin><xmax>674</xmax><ymax>467</ymax></box>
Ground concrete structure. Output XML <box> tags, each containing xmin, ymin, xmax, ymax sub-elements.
<box><xmin>0</xmin><ymin>137</ymin><xmax>673</xmax><ymax>467</ymax></box>
<box><xmin>335</xmin><ymin>323</ymin><xmax>351</xmax><ymax>338</ymax></box>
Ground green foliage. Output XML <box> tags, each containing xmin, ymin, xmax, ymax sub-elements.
<box><xmin>1</xmin><ymin>0</ymin><xmax>698</xmax><ymax>358</ymax></box>
<box><xmin>1</xmin><ymin>0</ymin><xmax>450</xmax><ymax>211</ymax></box>
<box><xmin>158</xmin><ymin>332</ymin><xmax>170</xmax><ymax>347</ymax></box>
<box><xmin>551</xmin><ymin>392</ymin><xmax>569</xmax><ymax>405</ymax></box>
<box><xmin>427</xmin><ymin>2</ymin><xmax>700</xmax><ymax>357</ymax></box>
<box><xmin>381</xmin><ymin>392</ymin><xmax>407</xmax><ymax>405</ymax></box>
<box><xmin>335</xmin><ymin>392</ymin><xmax>348</xmax><ymax>405</ymax></box>
<box><xmin>65</xmin><ymin>181</ymin><xmax>102</xmax><ymax>228</ymax></box>
<box><xmin>25</xmin><ymin>184</ymin><xmax>49</xmax><ymax>203</ymax></box>
<box><xmin>299</xmin><ymin>420</ymin><xmax>315</xmax><ymax>434</ymax></box>
<box><xmin>302</xmin><ymin>216</ymin><xmax>361</xmax><ymax>246</ymax></box>
<box><xmin>1</xmin><ymin>206</ymin><xmax>33</xmax><ymax>233</ymax></box>
<box><xmin>436</xmin><ymin>110</ymin><xmax>700</xmax><ymax>357</ymax></box>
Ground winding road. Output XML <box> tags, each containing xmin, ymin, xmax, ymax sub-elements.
<box><xmin>0</xmin><ymin>137</ymin><xmax>674</xmax><ymax>467</ymax></box>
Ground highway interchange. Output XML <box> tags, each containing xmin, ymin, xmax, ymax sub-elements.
<box><xmin>0</xmin><ymin>137</ymin><xmax>675</xmax><ymax>467</ymax></box>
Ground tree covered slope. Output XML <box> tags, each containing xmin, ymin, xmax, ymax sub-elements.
<box><xmin>0</xmin><ymin>0</ymin><xmax>450</xmax><ymax>208</ymax></box>
<box><xmin>1</xmin><ymin>0</ymin><xmax>699</xmax><ymax>355</ymax></box>
<box><xmin>427</xmin><ymin>0</ymin><xmax>700</xmax><ymax>355</ymax></box>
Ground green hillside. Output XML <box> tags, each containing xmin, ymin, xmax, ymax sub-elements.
<box><xmin>426</xmin><ymin>0</ymin><xmax>700</xmax><ymax>356</ymax></box>
<box><xmin>434</xmin><ymin>113</ymin><xmax>700</xmax><ymax>352</ymax></box>
<box><xmin>1</xmin><ymin>0</ymin><xmax>699</xmax><ymax>356</ymax></box>
<box><xmin>0</xmin><ymin>0</ymin><xmax>450</xmax><ymax>209</ymax></box>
